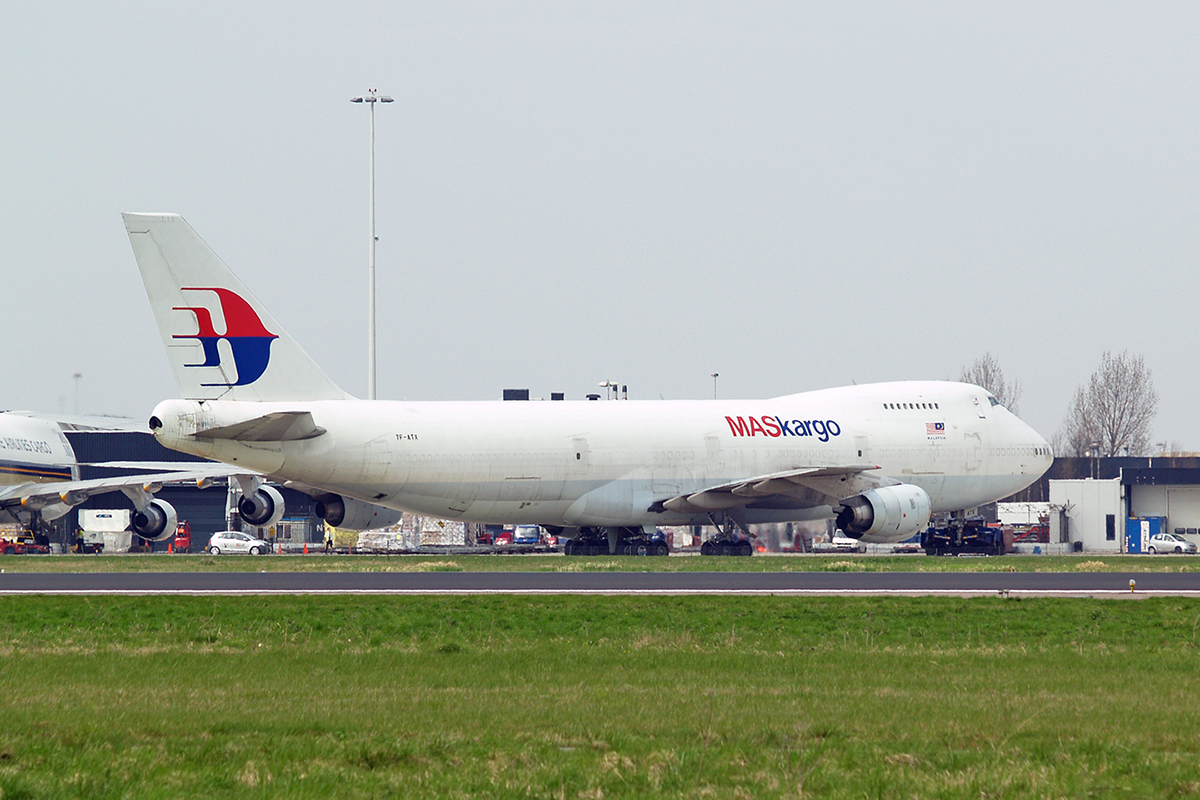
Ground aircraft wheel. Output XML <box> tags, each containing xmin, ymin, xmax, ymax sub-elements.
<box><xmin>736</xmin><ymin>541</ymin><xmax>753</xmax><ymax>557</ymax></box>
<box><xmin>654</xmin><ymin>542</ymin><xmax>669</xmax><ymax>556</ymax></box>
<box><xmin>700</xmin><ymin>540</ymin><xmax>714</xmax><ymax>556</ymax></box>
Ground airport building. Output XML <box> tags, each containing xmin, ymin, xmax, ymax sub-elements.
<box><xmin>1000</xmin><ymin>457</ymin><xmax>1200</xmax><ymax>553</ymax></box>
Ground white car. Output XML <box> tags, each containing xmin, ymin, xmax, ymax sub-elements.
<box><xmin>1146</xmin><ymin>532</ymin><xmax>1198</xmax><ymax>554</ymax></box>
<box><xmin>207</xmin><ymin>530</ymin><xmax>271</xmax><ymax>555</ymax></box>
<box><xmin>812</xmin><ymin>533</ymin><xmax>866</xmax><ymax>553</ymax></box>
<box><xmin>830</xmin><ymin>533</ymin><xmax>866</xmax><ymax>553</ymax></box>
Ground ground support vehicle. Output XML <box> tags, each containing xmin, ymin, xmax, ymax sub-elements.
<box><xmin>173</xmin><ymin>522</ymin><xmax>192</xmax><ymax>553</ymax></box>
<box><xmin>0</xmin><ymin>535</ymin><xmax>50</xmax><ymax>555</ymax></box>
<box><xmin>922</xmin><ymin>517</ymin><xmax>1006</xmax><ymax>556</ymax></box>
<box><xmin>512</xmin><ymin>525</ymin><xmax>541</xmax><ymax>546</ymax></box>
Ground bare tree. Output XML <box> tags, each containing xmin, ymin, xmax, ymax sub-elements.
<box><xmin>1059</xmin><ymin>350</ymin><xmax>1158</xmax><ymax>457</ymax></box>
<box><xmin>959</xmin><ymin>352</ymin><xmax>1022</xmax><ymax>415</ymax></box>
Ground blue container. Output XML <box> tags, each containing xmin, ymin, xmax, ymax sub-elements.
<box><xmin>1126</xmin><ymin>516</ymin><xmax>1167</xmax><ymax>554</ymax></box>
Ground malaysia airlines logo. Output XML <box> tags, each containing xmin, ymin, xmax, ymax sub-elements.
<box><xmin>173</xmin><ymin>287</ymin><xmax>278</xmax><ymax>386</ymax></box>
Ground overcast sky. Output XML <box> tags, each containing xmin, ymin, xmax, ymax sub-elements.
<box><xmin>4</xmin><ymin>2</ymin><xmax>1198</xmax><ymax>450</ymax></box>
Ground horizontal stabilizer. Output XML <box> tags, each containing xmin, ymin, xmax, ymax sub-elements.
<box><xmin>193</xmin><ymin>411</ymin><xmax>326</xmax><ymax>442</ymax></box>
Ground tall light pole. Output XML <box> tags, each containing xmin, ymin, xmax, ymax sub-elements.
<box><xmin>350</xmin><ymin>89</ymin><xmax>393</xmax><ymax>399</ymax></box>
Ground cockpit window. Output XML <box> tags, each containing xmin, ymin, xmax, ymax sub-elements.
<box><xmin>988</xmin><ymin>397</ymin><xmax>1002</xmax><ymax>407</ymax></box>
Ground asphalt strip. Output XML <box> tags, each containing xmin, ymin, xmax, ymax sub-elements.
<box><xmin>0</xmin><ymin>588</ymin><xmax>1192</xmax><ymax>598</ymax></box>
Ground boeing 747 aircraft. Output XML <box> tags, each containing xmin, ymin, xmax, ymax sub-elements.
<box><xmin>124</xmin><ymin>212</ymin><xmax>1053</xmax><ymax>555</ymax></box>
<box><xmin>0</xmin><ymin>410</ymin><xmax>237</xmax><ymax>539</ymax></box>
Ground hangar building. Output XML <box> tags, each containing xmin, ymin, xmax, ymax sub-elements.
<box><xmin>1008</xmin><ymin>457</ymin><xmax>1200</xmax><ymax>553</ymax></box>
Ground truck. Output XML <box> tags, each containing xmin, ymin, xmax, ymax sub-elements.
<box><xmin>921</xmin><ymin>516</ymin><xmax>1006</xmax><ymax>556</ymax></box>
<box><xmin>0</xmin><ymin>534</ymin><xmax>50</xmax><ymax>555</ymax></box>
<box><xmin>512</xmin><ymin>525</ymin><xmax>542</xmax><ymax>546</ymax></box>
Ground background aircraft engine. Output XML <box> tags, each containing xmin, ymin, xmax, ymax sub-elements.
<box><xmin>238</xmin><ymin>485</ymin><xmax>285</xmax><ymax>528</ymax></box>
<box><xmin>835</xmin><ymin>484</ymin><xmax>932</xmax><ymax>543</ymax></box>
<box><xmin>314</xmin><ymin>494</ymin><xmax>404</xmax><ymax>531</ymax></box>
<box><xmin>130</xmin><ymin>499</ymin><xmax>178</xmax><ymax>542</ymax></box>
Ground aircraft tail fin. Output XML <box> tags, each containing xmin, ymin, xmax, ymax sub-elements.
<box><xmin>123</xmin><ymin>213</ymin><xmax>352</xmax><ymax>402</ymax></box>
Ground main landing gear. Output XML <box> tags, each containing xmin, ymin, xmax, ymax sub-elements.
<box><xmin>699</xmin><ymin>513</ymin><xmax>755</xmax><ymax>557</ymax></box>
<box><xmin>561</xmin><ymin>526</ymin><xmax>670</xmax><ymax>556</ymax></box>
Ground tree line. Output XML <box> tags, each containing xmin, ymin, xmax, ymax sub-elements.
<box><xmin>960</xmin><ymin>350</ymin><xmax>1159</xmax><ymax>457</ymax></box>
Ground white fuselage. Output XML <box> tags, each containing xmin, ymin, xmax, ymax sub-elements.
<box><xmin>0</xmin><ymin>413</ymin><xmax>78</xmax><ymax>487</ymax></box>
<box><xmin>0</xmin><ymin>413</ymin><xmax>80</xmax><ymax>525</ymax></box>
<box><xmin>149</xmin><ymin>381</ymin><xmax>1052</xmax><ymax>530</ymax></box>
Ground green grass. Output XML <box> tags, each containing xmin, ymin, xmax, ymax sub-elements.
<box><xmin>2</xmin><ymin>595</ymin><xmax>1200</xmax><ymax>798</ymax></box>
<box><xmin>2</xmin><ymin>552</ymin><xmax>1198</xmax><ymax>573</ymax></box>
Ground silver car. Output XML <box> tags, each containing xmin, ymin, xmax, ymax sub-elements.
<box><xmin>1146</xmin><ymin>532</ymin><xmax>1198</xmax><ymax>554</ymax></box>
<box><xmin>207</xmin><ymin>530</ymin><xmax>271</xmax><ymax>555</ymax></box>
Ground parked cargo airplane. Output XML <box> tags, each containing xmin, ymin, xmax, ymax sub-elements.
<box><xmin>124</xmin><ymin>212</ymin><xmax>1053</xmax><ymax>554</ymax></box>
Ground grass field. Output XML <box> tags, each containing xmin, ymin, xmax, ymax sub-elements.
<box><xmin>2</xmin><ymin>593</ymin><xmax>1200</xmax><ymax>798</ymax></box>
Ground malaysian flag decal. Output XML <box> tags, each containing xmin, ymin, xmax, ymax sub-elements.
<box><xmin>926</xmin><ymin>422</ymin><xmax>946</xmax><ymax>437</ymax></box>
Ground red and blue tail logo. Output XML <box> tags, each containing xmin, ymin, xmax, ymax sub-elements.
<box><xmin>173</xmin><ymin>288</ymin><xmax>279</xmax><ymax>387</ymax></box>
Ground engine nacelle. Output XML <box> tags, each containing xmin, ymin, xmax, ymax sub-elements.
<box><xmin>238</xmin><ymin>485</ymin><xmax>285</xmax><ymax>529</ymax></box>
<box><xmin>130</xmin><ymin>499</ymin><xmax>179</xmax><ymax>542</ymax></box>
<box><xmin>836</xmin><ymin>484</ymin><xmax>932</xmax><ymax>543</ymax></box>
<box><xmin>314</xmin><ymin>494</ymin><xmax>405</xmax><ymax>531</ymax></box>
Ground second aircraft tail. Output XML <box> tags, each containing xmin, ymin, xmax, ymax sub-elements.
<box><xmin>123</xmin><ymin>212</ymin><xmax>351</xmax><ymax>402</ymax></box>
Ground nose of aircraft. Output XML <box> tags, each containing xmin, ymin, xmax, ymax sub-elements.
<box><xmin>1022</xmin><ymin>417</ymin><xmax>1054</xmax><ymax>474</ymax></box>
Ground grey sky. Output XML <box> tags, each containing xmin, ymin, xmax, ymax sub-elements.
<box><xmin>4</xmin><ymin>2</ymin><xmax>1198</xmax><ymax>450</ymax></box>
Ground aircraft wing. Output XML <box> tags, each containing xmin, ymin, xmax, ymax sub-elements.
<box><xmin>660</xmin><ymin>464</ymin><xmax>895</xmax><ymax>513</ymax></box>
<box><xmin>0</xmin><ymin>466</ymin><xmax>253</xmax><ymax>522</ymax></box>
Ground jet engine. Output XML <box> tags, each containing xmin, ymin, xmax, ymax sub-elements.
<box><xmin>238</xmin><ymin>485</ymin><xmax>285</xmax><ymax>529</ymax></box>
<box><xmin>130</xmin><ymin>499</ymin><xmax>179</xmax><ymax>542</ymax></box>
<box><xmin>314</xmin><ymin>494</ymin><xmax>404</xmax><ymax>531</ymax></box>
<box><xmin>835</xmin><ymin>484</ymin><xmax>932</xmax><ymax>543</ymax></box>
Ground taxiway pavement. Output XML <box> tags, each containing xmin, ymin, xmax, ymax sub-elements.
<box><xmin>0</xmin><ymin>570</ymin><xmax>1196</xmax><ymax>596</ymax></box>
